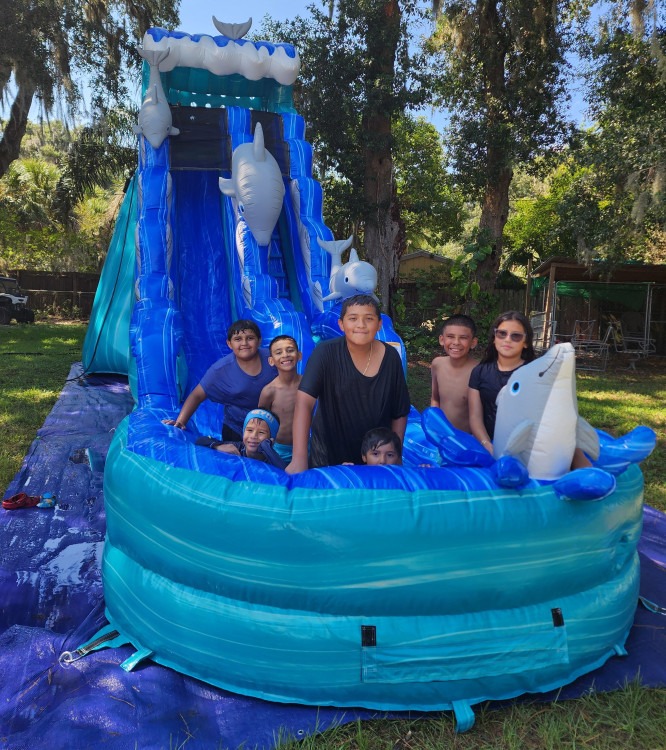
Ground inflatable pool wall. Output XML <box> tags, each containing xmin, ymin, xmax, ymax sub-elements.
<box><xmin>82</xmin><ymin>20</ymin><xmax>652</xmax><ymax>732</ymax></box>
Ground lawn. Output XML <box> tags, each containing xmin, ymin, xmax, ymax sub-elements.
<box><xmin>1</xmin><ymin>322</ymin><xmax>665</xmax><ymax>749</ymax></box>
<box><xmin>0</xmin><ymin>320</ymin><xmax>88</xmax><ymax>495</ymax></box>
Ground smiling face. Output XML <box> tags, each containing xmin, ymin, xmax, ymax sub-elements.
<box><xmin>338</xmin><ymin>303</ymin><xmax>382</xmax><ymax>346</ymax></box>
<box><xmin>362</xmin><ymin>441</ymin><xmax>402</xmax><ymax>466</ymax></box>
<box><xmin>242</xmin><ymin>418</ymin><xmax>272</xmax><ymax>457</ymax></box>
<box><xmin>439</xmin><ymin>324</ymin><xmax>477</xmax><ymax>360</ymax></box>
<box><xmin>269</xmin><ymin>338</ymin><xmax>301</xmax><ymax>372</ymax></box>
<box><xmin>227</xmin><ymin>329</ymin><xmax>260</xmax><ymax>362</ymax></box>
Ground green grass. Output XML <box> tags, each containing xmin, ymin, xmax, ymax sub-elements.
<box><xmin>1</xmin><ymin>329</ymin><xmax>665</xmax><ymax>748</ymax></box>
<box><xmin>273</xmin><ymin>680</ymin><xmax>666</xmax><ymax>750</ymax></box>
<box><xmin>0</xmin><ymin>320</ymin><xmax>87</xmax><ymax>495</ymax></box>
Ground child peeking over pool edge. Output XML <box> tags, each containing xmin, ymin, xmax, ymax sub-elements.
<box><xmin>195</xmin><ymin>408</ymin><xmax>286</xmax><ymax>469</ymax></box>
<box><xmin>360</xmin><ymin>427</ymin><xmax>403</xmax><ymax>466</ymax></box>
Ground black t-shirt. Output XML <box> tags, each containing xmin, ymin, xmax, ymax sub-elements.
<box><xmin>299</xmin><ymin>338</ymin><xmax>411</xmax><ymax>467</ymax></box>
<box><xmin>469</xmin><ymin>360</ymin><xmax>525</xmax><ymax>439</ymax></box>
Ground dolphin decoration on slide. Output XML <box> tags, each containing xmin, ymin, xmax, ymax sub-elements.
<box><xmin>219</xmin><ymin>122</ymin><xmax>286</xmax><ymax>247</ymax></box>
<box><xmin>212</xmin><ymin>16</ymin><xmax>253</xmax><ymax>40</ymax></box>
<box><xmin>317</xmin><ymin>236</ymin><xmax>378</xmax><ymax>302</ymax></box>
<box><xmin>410</xmin><ymin>405</ymin><xmax>617</xmax><ymax>501</ymax></box>
<box><xmin>493</xmin><ymin>342</ymin><xmax>599</xmax><ymax>481</ymax></box>
<box><xmin>133</xmin><ymin>48</ymin><xmax>180</xmax><ymax>150</ymax></box>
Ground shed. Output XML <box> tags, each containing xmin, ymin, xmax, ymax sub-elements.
<box><xmin>529</xmin><ymin>257</ymin><xmax>666</xmax><ymax>355</ymax></box>
<box><xmin>398</xmin><ymin>250</ymin><xmax>452</xmax><ymax>280</ymax></box>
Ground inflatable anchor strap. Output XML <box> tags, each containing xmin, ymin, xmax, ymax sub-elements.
<box><xmin>59</xmin><ymin>624</ymin><xmax>127</xmax><ymax>666</ymax></box>
<box><xmin>452</xmin><ymin>700</ymin><xmax>475</xmax><ymax>733</ymax></box>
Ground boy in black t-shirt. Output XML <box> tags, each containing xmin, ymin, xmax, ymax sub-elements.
<box><xmin>286</xmin><ymin>295</ymin><xmax>411</xmax><ymax>472</ymax></box>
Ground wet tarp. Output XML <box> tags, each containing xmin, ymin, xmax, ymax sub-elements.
<box><xmin>1</xmin><ymin>365</ymin><xmax>666</xmax><ymax>749</ymax></box>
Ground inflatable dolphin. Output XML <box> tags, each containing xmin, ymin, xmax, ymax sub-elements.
<box><xmin>317</xmin><ymin>236</ymin><xmax>378</xmax><ymax>302</ymax></box>
<box><xmin>493</xmin><ymin>342</ymin><xmax>600</xmax><ymax>480</ymax></box>
<box><xmin>133</xmin><ymin>48</ymin><xmax>180</xmax><ymax>150</ymax></box>
<box><xmin>219</xmin><ymin>122</ymin><xmax>285</xmax><ymax>246</ymax></box>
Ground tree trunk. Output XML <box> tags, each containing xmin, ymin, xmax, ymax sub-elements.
<box><xmin>477</xmin><ymin>159</ymin><xmax>512</xmax><ymax>293</ymax></box>
<box><xmin>0</xmin><ymin>80</ymin><xmax>35</xmax><ymax>179</ymax></box>
<box><xmin>361</xmin><ymin>0</ymin><xmax>405</xmax><ymax>314</ymax></box>
<box><xmin>472</xmin><ymin>0</ymin><xmax>513</xmax><ymax>294</ymax></box>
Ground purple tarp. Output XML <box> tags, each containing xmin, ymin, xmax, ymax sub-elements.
<box><xmin>1</xmin><ymin>364</ymin><xmax>665</xmax><ymax>749</ymax></box>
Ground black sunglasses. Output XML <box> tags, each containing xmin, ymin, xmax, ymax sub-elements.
<box><xmin>494</xmin><ymin>328</ymin><xmax>526</xmax><ymax>342</ymax></box>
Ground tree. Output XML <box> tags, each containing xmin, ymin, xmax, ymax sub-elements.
<box><xmin>393</xmin><ymin>115</ymin><xmax>465</xmax><ymax>251</ymax></box>
<box><xmin>0</xmin><ymin>1</ymin><xmax>179</xmax><ymax>179</ymax></box>
<box><xmin>572</xmin><ymin>18</ymin><xmax>666</xmax><ymax>264</ymax></box>
<box><xmin>0</xmin><ymin>123</ymin><xmax>126</xmax><ymax>272</ymax></box>
<box><xmin>429</xmin><ymin>0</ymin><xmax>575</xmax><ymax>293</ymax></box>
<box><xmin>262</xmin><ymin>1</ymin><xmax>434</xmax><ymax>312</ymax></box>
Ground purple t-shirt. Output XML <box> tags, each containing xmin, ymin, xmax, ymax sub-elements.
<box><xmin>199</xmin><ymin>350</ymin><xmax>276</xmax><ymax>435</ymax></box>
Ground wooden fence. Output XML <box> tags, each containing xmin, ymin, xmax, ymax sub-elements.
<box><xmin>7</xmin><ymin>270</ymin><xmax>529</xmax><ymax>322</ymax></box>
<box><xmin>397</xmin><ymin>281</ymin><xmax>527</xmax><ymax>326</ymax></box>
<box><xmin>9</xmin><ymin>270</ymin><xmax>100</xmax><ymax>318</ymax></box>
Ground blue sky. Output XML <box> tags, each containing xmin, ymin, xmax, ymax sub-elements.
<box><xmin>176</xmin><ymin>1</ymin><xmax>589</xmax><ymax>128</ymax></box>
<box><xmin>177</xmin><ymin>1</ymin><xmax>315</xmax><ymax>33</ymax></box>
<box><xmin>3</xmin><ymin>2</ymin><xmax>587</xmax><ymax>130</ymax></box>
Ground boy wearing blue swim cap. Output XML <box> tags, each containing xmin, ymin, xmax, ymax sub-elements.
<box><xmin>196</xmin><ymin>408</ymin><xmax>285</xmax><ymax>468</ymax></box>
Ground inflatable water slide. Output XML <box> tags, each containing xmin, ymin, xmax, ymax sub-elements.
<box><xmin>77</xmin><ymin>19</ymin><xmax>656</xmax><ymax>732</ymax></box>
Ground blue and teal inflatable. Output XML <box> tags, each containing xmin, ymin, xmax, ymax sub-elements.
<box><xmin>79</xmin><ymin>24</ymin><xmax>655</xmax><ymax>731</ymax></box>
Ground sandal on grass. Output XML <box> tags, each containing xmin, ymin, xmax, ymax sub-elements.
<box><xmin>2</xmin><ymin>493</ymin><xmax>41</xmax><ymax>510</ymax></box>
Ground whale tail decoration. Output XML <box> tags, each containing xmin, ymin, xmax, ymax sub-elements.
<box><xmin>133</xmin><ymin>48</ymin><xmax>180</xmax><ymax>149</ymax></box>
<box><xmin>594</xmin><ymin>425</ymin><xmax>657</xmax><ymax>475</ymax></box>
<box><xmin>421</xmin><ymin>406</ymin><xmax>494</xmax><ymax>467</ymax></box>
<box><xmin>212</xmin><ymin>16</ymin><xmax>253</xmax><ymax>40</ymax></box>
<box><xmin>317</xmin><ymin>235</ymin><xmax>378</xmax><ymax>302</ymax></box>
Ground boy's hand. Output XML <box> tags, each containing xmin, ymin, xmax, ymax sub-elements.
<box><xmin>162</xmin><ymin>418</ymin><xmax>186</xmax><ymax>429</ymax></box>
<box><xmin>285</xmin><ymin>457</ymin><xmax>308</xmax><ymax>474</ymax></box>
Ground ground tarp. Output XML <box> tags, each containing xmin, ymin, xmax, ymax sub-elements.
<box><xmin>1</xmin><ymin>365</ymin><xmax>666</xmax><ymax>749</ymax></box>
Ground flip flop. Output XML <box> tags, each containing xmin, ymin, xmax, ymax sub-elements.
<box><xmin>2</xmin><ymin>493</ymin><xmax>41</xmax><ymax>510</ymax></box>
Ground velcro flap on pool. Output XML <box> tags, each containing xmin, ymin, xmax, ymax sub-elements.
<box><xmin>361</xmin><ymin>606</ymin><xmax>569</xmax><ymax>683</ymax></box>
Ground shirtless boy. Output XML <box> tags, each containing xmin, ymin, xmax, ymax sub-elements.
<box><xmin>258</xmin><ymin>335</ymin><xmax>302</xmax><ymax>463</ymax></box>
<box><xmin>430</xmin><ymin>314</ymin><xmax>478</xmax><ymax>432</ymax></box>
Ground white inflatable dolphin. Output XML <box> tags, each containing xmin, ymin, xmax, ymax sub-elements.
<box><xmin>133</xmin><ymin>48</ymin><xmax>180</xmax><ymax>149</ymax></box>
<box><xmin>317</xmin><ymin>236</ymin><xmax>378</xmax><ymax>302</ymax></box>
<box><xmin>219</xmin><ymin>122</ymin><xmax>285</xmax><ymax>247</ymax></box>
<box><xmin>493</xmin><ymin>342</ymin><xmax>600</xmax><ymax>481</ymax></box>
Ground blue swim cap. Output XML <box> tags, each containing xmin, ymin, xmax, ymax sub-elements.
<box><xmin>243</xmin><ymin>409</ymin><xmax>279</xmax><ymax>440</ymax></box>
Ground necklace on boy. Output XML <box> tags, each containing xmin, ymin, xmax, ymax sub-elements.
<box><xmin>362</xmin><ymin>342</ymin><xmax>374</xmax><ymax>376</ymax></box>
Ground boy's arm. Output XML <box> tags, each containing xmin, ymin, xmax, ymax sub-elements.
<box><xmin>430</xmin><ymin>359</ymin><xmax>441</xmax><ymax>408</ymax></box>
<box><xmin>214</xmin><ymin>443</ymin><xmax>241</xmax><ymax>456</ymax></box>
<box><xmin>163</xmin><ymin>384</ymin><xmax>207</xmax><ymax>429</ymax></box>
<box><xmin>468</xmin><ymin>387</ymin><xmax>493</xmax><ymax>454</ymax></box>
<box><xmin>258</xmin><ymin>383</ymin><xmax>273</xmax><ymax>411</ymax></box>
<box><xmin>391</xmin><ymin>415</ymin><xmax>407</xmax><ymax>442</ymax></box>
<box><xmin>285</xmin><ymin>391</ymin><xmax>316</xmax><ymax>474</ymax></box>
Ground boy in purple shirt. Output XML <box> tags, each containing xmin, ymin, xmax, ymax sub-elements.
<box><xmin>163</xmin><ymin>319</ymin><xmax>276</xmax><ymax>441</ymax></box>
